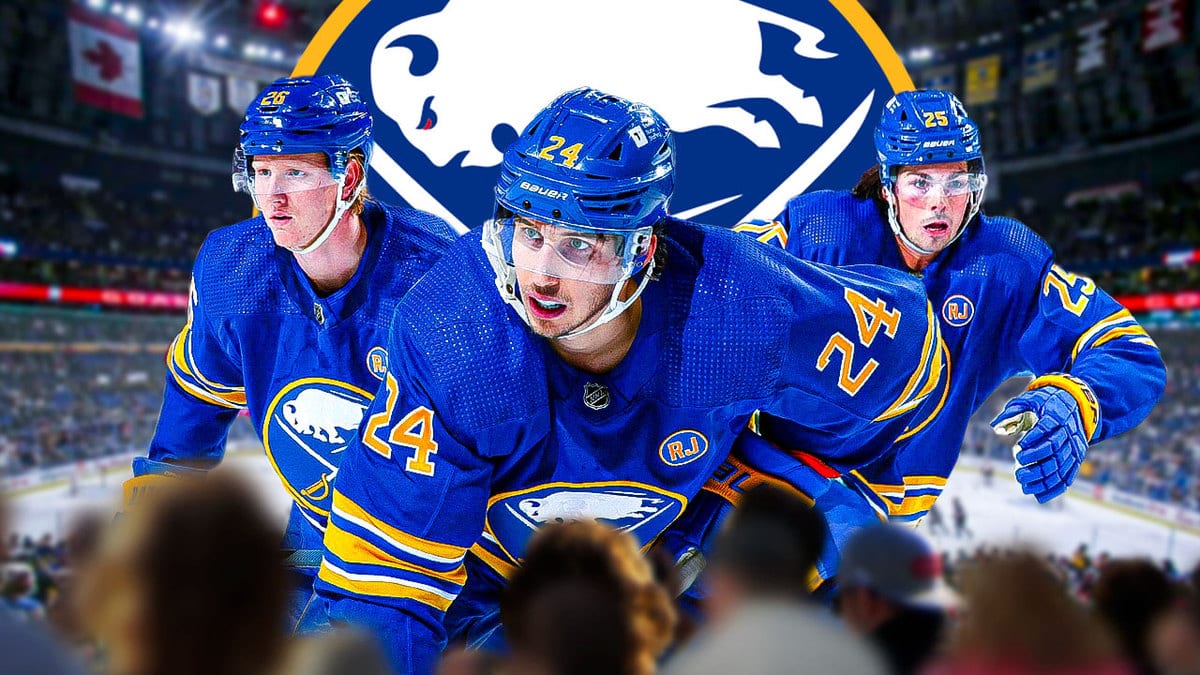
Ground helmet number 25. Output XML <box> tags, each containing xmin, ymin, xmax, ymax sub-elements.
<box><xmin>922</xmin><ymin>110</ymin><xmax>949</xmax><ymax>128</ymax></box>
<box><xmin>817</xmin><ymin>289</ymin><xmax>902</xmax><ymax>396</ymax></box>
<box><xmin>538</xmin><ymin>135</ymin><xmax>585</xmax><ymax>168</ymax></box>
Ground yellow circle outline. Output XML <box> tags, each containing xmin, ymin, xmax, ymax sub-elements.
<box><xmin>261</xmin><ymin>376</ymin><xmax>376</xmax><ymax>517</ymax></box>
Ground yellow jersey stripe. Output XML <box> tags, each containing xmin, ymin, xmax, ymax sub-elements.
<box><xmin>167</xmin><ymin>360</ymin><xmax>244</xmax><ymax>409</ymax></box>
<box><xmin>470</xmin><ymin>542</ymin><xmax>518</xmax><ymax>580</ymax></box>
<box><xmin>875</xmin><ymin>302</ymin><xmax>941</xmax><ymax>422</ymax></box>
<box><xmin>317</xmin><ymin>560</ymin><xmax>454</xmax><ymax>611</ymax></box>
<box><xmin>167</xmin><ymin>328</ymin><xmax>247</xmax><ymax>406</ymax></box>
<box><xmin>732</xmin><ymin>220</ymin><xmax>788</xmax><ymax>248</ymax></box>
<box><xmin>325</xmin><ymin>523</ymin><xmax>467</xmax><ymax>586</ymax></box>
<box><xmin>848</xmin><ymin>470</ymin><xmax>904</xmax><ymax>495</ymax></box>
<box><xmin>1089</xmin><ymin>325</ymin><xmax>1152</xmax><ymax>350</ymax></box>
<box><xmin>1071</xmin><ymin>309</ymin><xmax>1136</xmax><ymax>360</ymax></box>
<box><xmin>890</xmin><ymin>494</ymin><xmax>939</xmax><ymax>516</ymax></box>
<box><xmin>902</xmin><ymin>475</ymin><xmax>948</xmax><ymax>487</ymax></box>
<box><xmin>894</xmin><ymin>340</ymin><xmax>952</xmax><ymax>444</ymax></box>
<box><xmin>332</xmin><ymin>491</ymin><xmax>467</xmax><ymax>566</ymax></box>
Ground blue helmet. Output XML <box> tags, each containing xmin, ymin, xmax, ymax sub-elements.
<box><xmin>495</xmin><ymin>87</ymin><xmax>675</xmax><ymax>234</ymax></box>
<box><xmin>238</xmin><ymin>74</ymin><xmax>373</xmax><ymax>183</ymax></box>
<box><xmin>874</xmin><ymin>89</ymin><xmax>983</xmax><ymax>188</ymax></box>
<box><xmin>485</xmin><ymin>87</ymin><xmax>675</xmax><ymax>339</ymax></box>
<box><xmin>874</xmin><ymin>90</ymin><xmax>987</xmax><ymax>255</ymax></box>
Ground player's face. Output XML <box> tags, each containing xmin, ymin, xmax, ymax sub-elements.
<box><xmin>511</xmin><ymin>219</ymin><xmax>623</xmax><ymax>338</ymax></box>
<box><xmin>891</xmin><ymin>161</ymin><xmax>972</xmax><ymax>254</ymax></box>
<box><xmin>250</xmin><ymin>153</ymin><xmax>339</xmax><ymax>250</ymax></box>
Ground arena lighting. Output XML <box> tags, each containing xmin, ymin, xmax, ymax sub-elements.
<box><xmin>256</xmin><ymin>1</ymin><xmax>288</xmax><ymax>29</ymax></box>
<box><xmin>85</xmin><ymin>0</ymin><xmax>107</xmax><ymax>10</ymax></box>
<box><xmin>111</xmin><ymin>2</ymin><xmax>124</xmax><ymax>14</ymax></box>
<box><xmin>123</xmin><ymin>5</ymin><xmax>143</xmax><ymax>26</ymax></box>
<box><xmin>214</xmin><ymin>34</ymin><xmax>229</xmax><ymax>49</ymax></box>
<box><xmin>908</xmin><ymin>46</ymin><xmax>934</xmax><ymax>63</ymax></box>
<box><xmin>165</xmin><ymin>19</ymin><xmax>204</xmax><ymax>45</ymax></box>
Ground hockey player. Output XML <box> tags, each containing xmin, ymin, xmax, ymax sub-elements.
<box><xmin>731</xmin><ymin>89</ymin><xmax>1165</xmax><ymax>521</ymax></box>
<box><xmin>126</xmin><ymin>75</ymin><xmax>456</xmax><ymax>630</ymax></box>
<box><xmin>313</xmin><ymin>88</ymin><xmax>946</xmax><ymax>674</ymax></box>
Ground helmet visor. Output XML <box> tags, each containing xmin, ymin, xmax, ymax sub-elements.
<box><xmin>247</xmin><ymin>164</ymin><xmax>339</xmax><ymax>210</ymax></box>
<box><xmin>894</xmin><ymin>172</ymin><xmax>986</xmax><ymax>201</ymax></box>
<box><xmin>486</xmin><ymin>212</ymin><xmax>647</xmax><ymax>285</ymax></box>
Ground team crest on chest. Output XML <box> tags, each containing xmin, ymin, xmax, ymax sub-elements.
<box><xmin>485</xmin><ymin>482</ymin><xmax>687</xmax><ymax>561</ymax></box>
<box><xmin>263</xmin><ymin>378</ymin><xmax>374</xmax><ymax>517</ymax></box>
<box><xmin>659</xmin><ymin>429</ymin><xmax>710</xmax><ymax>466</ymax></box>
<box><xmin>941</xmin><ymin>294</ymin><xmax>975</xmax><ymax>327</ymax></box>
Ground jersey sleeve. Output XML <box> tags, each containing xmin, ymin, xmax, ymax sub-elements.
<box><xmin>764</xmin><ymin>264</ymin><xmax>946</xmax><ymax>472</ymax></box>
<box><xmin>147</xmin><ymin>243</ymin><xmax>246</xmax><ymax>465</ymax></box>
<box><xmin>732</xmin><ymin>195</ymin><xmax>853</xmax><ymax>266</ymax></box>
<box><xmin>314</xmin><ymin>319</ymin><xmax>494</xmax><ymax>675</ymax></box>
<box><xmin>1012</xmin><ymin>258</ymin><xmax>1165</xmax><ymax>442</ymax></box>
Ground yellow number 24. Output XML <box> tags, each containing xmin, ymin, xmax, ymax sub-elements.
<box><xmin>363</xmin><ymin>372</ymin><xmax>439</xmax><ymax>476</ymax></box>
<box><xmin>816</xmin><ymin>288</ymin><xmax>902</xmax><ymax>396</ymax></box>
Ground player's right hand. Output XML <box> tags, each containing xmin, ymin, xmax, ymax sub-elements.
<box><xmin>121</xmin><ymin>457</ymin><xmax>208</xmax><ymax>513</ymax></box>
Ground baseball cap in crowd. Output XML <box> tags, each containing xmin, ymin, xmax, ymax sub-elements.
<box><xmin>838</xmin><ymin>523</ymin><xmax>959</xmax><ymax>610</ymax></box>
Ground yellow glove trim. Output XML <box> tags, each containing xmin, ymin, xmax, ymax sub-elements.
<box><xmin>1027</xmin><ymin>373</ymin><xmax>1100</xmax><ymax>442</ymax></box>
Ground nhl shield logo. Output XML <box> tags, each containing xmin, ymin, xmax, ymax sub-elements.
<box><xmin>583</xmin><ymin>382</ymin><xmax>610</xmax><ymax>411</ymax></box>
<box><xmin>295</xmin><ymin>0</ymin><xmax>910</xmax><ymax>231</ymax></box>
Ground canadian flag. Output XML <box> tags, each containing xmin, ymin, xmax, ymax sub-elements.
<box><xmin>68</xmin><ymin>5</ymin><xmax>144</xmax><ymax>118</ymax></box>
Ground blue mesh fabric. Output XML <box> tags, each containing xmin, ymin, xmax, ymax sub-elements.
<box><xmin>395</xmin><ymin>234</ymin><xmax>548</xmax><ymax>440</ymax></box>
<box><xmin>649</xmin><ymin>220</ymin><xmax>790</xmax><ymax>408</ymax></box>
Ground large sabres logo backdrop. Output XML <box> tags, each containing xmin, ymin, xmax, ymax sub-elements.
<box><xmin>294</xmin><ymin>0</ymin><xmax>911</xmax><ymax>232</ymax></box>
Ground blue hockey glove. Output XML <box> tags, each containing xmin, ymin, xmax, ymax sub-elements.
<box><xmin>991</xmin><ymin>374</ymin><xmax>1100</xmax><ymax>504</ymax></box>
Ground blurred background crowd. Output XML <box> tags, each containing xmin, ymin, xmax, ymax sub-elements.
<box><xmin>2</xmin><ymin>0</ymin><xmax>1200</xmax><ymax>672</ymax></box>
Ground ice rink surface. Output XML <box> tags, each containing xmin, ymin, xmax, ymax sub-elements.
<box><xmin>9</xmin><ymin>450</ymin><xmax>1200</xmax><ymax>572</ymax></box>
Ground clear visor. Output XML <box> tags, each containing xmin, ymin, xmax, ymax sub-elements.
<box><xmin>894</xmin><ymin>172</ymin><xmax>986</xmax><ymax>201</ymax></box>
<box><xmin>248</xmin><ymin>166</ymin><xmax>340</xmax><ymax>209</ymax></box>
<box><xmin>486</xmin><ymin>215</ymin><xmax>643</xmax><ymax>285</ymax></box>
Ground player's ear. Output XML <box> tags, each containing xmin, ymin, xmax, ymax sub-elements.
<box><xmin>341</xmin><ymin>156</ymin><xmax>364</xmax><ymax>201</ymax></box>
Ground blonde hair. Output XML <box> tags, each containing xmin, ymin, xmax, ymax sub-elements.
<box><xmin>347</xmin><ymin>148</ymin><xmax>372</xmax><ymax>216</ymax></box>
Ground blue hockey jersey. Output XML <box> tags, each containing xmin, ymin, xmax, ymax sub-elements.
<box><xmin>314</xmin><ymin>218</ymin><xmax>945</xmax><ymax>674</ymax></box>
<box><xmin>146</xmin><ymin>200</ymin><xmax>455</xmax><ymax>552</ymax></box>
<box><xmin>738</xmin><ymin>191</ymin><xmax>1166</xmax><ymax>522</ymax></box>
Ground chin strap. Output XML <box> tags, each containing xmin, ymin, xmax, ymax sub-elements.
<box><xmin>554</xmin><ymin>255</ymin><xmax>657</xmax><ymax>341</ymax></box>
<box><xmin>288</xmin><ymin>173</ymin><xmax>365</xmax><ymax>256</ymax></box>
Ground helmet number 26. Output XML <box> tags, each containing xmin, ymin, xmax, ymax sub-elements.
<box><xmin>260</xmin><ymin>90</ymin><xmax>290</xmax><ymax>106</ymax></box>
<box><xmin>922</xmin><ymin>110</ymin><xmax>949</xmax><ymax>128</ymax></box>
<box><xmin>538</xmin><ymin>135</ymin><xmax>585</xmax><ymax>168</ymax></box>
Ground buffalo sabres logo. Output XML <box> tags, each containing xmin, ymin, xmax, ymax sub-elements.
<box><xmin>365</xmin><ymin>346</ymin><xmax>388</xmax><ymax>381</ymax></box>
<box><xmin>263</xmin><ymin>378</ymin><xmax>374</xmax><ymax>518</ymax></box>
<box><xmin>297</xmin><ymin>0</ymin><xmax>910</xmax><ymax>230</ymax></box>
<box><xmin>486</xmin><ymin>483</ymin><xmax>686</xmax><ymax>560</ymax></box>
<box><xmin>941</xmin><ymin>294</ymin><xmax>975</xmax><ymax>327</ymax></box>
<box><xmin>583</xmin><ymin>382</ymin><xmax>610</xmax><ymax>411</ymax></box>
